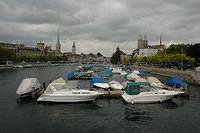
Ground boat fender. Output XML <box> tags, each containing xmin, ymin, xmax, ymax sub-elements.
<box><xmin>131</xmin><ymin>101</ymin><xmax>134</xmax><ymax>104</ymax></box>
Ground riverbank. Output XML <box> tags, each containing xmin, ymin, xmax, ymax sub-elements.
<box><xmin>130</xmin><ymin>65</ymin><xmax>199</xmax><ymax>86</ymax></box>
<box><xmin>0</xmin><ymin>64</ymin><xmax>60</xmax><ymax>70</ymax></box>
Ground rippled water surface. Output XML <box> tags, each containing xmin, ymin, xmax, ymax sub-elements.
<box><xmin>0</xmin><ymin>66</ymin><xmax>200</xmax><ymax>133</ymax></box>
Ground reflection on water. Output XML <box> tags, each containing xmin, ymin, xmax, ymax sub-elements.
<box><xmin>1</xmin><ymin>66</ymin><xmax>200</xmax><ymax>133</ymax></box>
<box><xmin>124</xmin><ymin>100</ymin><xmax>178</xmax><ymax>122</ymax></box>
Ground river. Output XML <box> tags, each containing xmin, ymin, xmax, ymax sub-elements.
<box><xmin>0</xmin><ymin>66</ymin><xmax>200</xmax><ymax>133</ymax></box>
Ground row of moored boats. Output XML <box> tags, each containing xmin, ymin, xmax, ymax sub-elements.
<box><xmin>16</xmin><ymin>66</ymin><xmax>189</xmax><ymax>104</ymax></box>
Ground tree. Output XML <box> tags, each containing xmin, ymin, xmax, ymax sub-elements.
<box><xmin>111</xmin><ymin>47</ymin><xmax>121</xmax><ymax>64</ymax></box>
<box><xmin>0</xmin><ymin>47</ymin><xmax>16</xmax><ymax>62</ymax></box>
<box><xmin>167</xmin><ymin>43</ymin><xmax>191</xmax><ymax>54</ymax></box>
<box><xmin>187</xmin><ymin>43</ymin><xmax>200</xmax><ymax>62</ymax></box>
<box><xmin>97</xmin><ymin>52</ymin><xmax>103</xmax><ymax>57</ymax></box>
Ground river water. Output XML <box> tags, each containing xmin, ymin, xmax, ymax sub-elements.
<box><xmin>0</xmin><ymin>66</ymin><xmax>200</xmax><ymax>133</ymax></box>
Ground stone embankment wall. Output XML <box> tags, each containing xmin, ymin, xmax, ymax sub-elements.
<box><xmin>130</xmin><ymin>65</ymin><xmax>199</xmax><ymax>86</ymax></box>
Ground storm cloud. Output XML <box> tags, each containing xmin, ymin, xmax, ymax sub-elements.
<box><xmin>0</xmin><ymin>0</ymin><xmax>200</xmax><ymax>56</ymax></box>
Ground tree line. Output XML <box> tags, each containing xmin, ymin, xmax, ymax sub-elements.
<box><xmin>111</xmin><ymin>43</ymin><xmax>200</xmax><ymax>64</ymax></box>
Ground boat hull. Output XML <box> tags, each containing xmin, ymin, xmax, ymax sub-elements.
<box><xmin>122</xmin><ymin>91</ymin><xmax>182</xmax><ymax>104</ymax></box>
<box><xmin>18</xmin><ymin>88</ymin><xmax>41</xmax><ymax>98</ymax></box>
<box><xmin>37</xmin><ymin>95</ymin><xmax>98</xmax><ymax>103</ymax></box>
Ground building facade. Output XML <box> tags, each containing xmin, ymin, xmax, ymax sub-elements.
<box><xmin>138</xmin><ymin>48</ymin><xmax>158</xmax><ymax>57</ymax></box>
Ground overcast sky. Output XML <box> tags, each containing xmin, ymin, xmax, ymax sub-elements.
<box><xmin>0</xmin><ymin>0</ymin><xmax>200</xmax><ymax>56</ymax></box>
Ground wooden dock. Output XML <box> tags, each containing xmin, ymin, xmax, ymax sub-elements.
<box><xmin>99</xmin><ymin>90</ymin><xmax>123</xmax><ymax>98</ymax></box>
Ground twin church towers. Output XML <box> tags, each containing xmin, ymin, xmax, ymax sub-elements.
<box><xmin>56</xmin><ymin>31</ymin><xmax>76</xmax><ymax>55</ymax></box>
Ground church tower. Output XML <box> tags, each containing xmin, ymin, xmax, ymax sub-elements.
<box><xmin>72</xmin><ymin>41</ymin><xmax>76</xmax><ymax>55</ymax></box>
<box><xmin>138</xmin><ymin>34</ymin><xmax>143</xmax><ymax>49</ymax></box>
<box><xmin>56</xmin><ymin>31</ymin><xmax>61</xmax><ymax>52</ymax></box>
<box><xmin>143</xmin><ymin>34</ymin><xmax>148</xmax><ymax>48</ymax></box>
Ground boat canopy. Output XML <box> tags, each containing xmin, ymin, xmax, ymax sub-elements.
<box><xmin>125</xmin><ymin>82</ymin><xmax>150</xmax><ymax>95</ymax></box>
<box><xmin>137</xmin><ymin>73</ymin><xmax>151</xmax><ymax>77</ymax></box>
<box><xmin>166</xmin><ymin>77</ymin><xmax>188</xmax><ymax>88</ymax></box>
<box><xmin>90</xmin><ymin>76</ymin><xmax>107</xmax><ymax>85</ymax></box>
<box><xmin>52</xmin><ymin>78</ymin><xmax>66</xmax><ymax>84</ymax></box>
<box><xmin>99</xmin><ymin>69</ymin><xmax>112</xmax><ymax>78</ymax></box>
<box><xmin>16</xmin><ymin>78</ymin><xmax>41</xmax><ymax>95</ymax></box>
<box><xmin>45</xmin><ymin>80</ymin><xmax>78</xmax><ymax>94</ymax></box>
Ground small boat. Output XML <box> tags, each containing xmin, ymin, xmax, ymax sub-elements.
<box><xmin>126</xmin><ymin>72</ymin><xmax>139</xmax><ymax>81</ymax></box>
<box><xmin>122</xmin><ymin>82</ymin><xmax>184</xmax><ymax>104</ymax></box>
<box><xmin>13</xmin><ymin>65</ymin><xmax>24</xmax><ymax>68</ymax></box>
<box><xmin>120</xmin><ymin>71</ymin><xmax>127</xmax><ymax>76</ymax></box>
<box><xmin>23</xmin><ymin>64</ymin><xmax>33</xmax><ymax>68</ymax></box>
<box><xmin>109</xmin><ymin>80</ymin><xmax>124</xmax><ymax>90</ymax></box>
<box><xmin>37</xmin><ymin>79</ymin><xmax>102</xmax><ymax>103</ymax></box>
<box><xmin>147</xmin><ymin>77</ymin><xmax>165</xmax><ymax>88</ymax></box>
<box><xmin>16</xmin><ymin>78</ymin><xmax>42</xmax><ymax>98</ymax></box>
<box><xmin>166</xmin><ymin>77</ymin><xmax>189</xmax><ymax>96</ymax></box>
<box><xmin>90</xmin><ymin>76</ymin><xmax>109</xmax><ymax>89</ymax></box>
<box><xmin>194</xmin><ymin>66</ymin><xmax>200</xmax><ymax>85</ymax></box>
<box><xmin>112</xmin><ymin>67</ymin><xmax>122</xmax><ymax>74</ymax></box>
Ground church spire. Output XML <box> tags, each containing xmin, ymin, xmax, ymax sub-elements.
<box><xmin>57</xmin><ymin>31</ymin><xmax>60</xmax><ymax>45</ymax></box>
<box><xmin>160</xmin><ymin>34</ymin><xmax>162</xmax><ymax>45</ymax></box>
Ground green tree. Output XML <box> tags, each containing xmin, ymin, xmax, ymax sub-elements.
<box><xmin>167</xmin><ymin>43</ymin><xmax>191</xmax><ymax>54</ymax></box>
<box><xmin>111</xmin><ymin>47</ymin><xmax>121</xmax><ymax>64</ymax></box>
<box><xmin>0</xmin><ymin>47</ymin><xmax>16</xmax><ymax>62</ymax></box>
<box><xmin>97</xmin><ymin>52</ymin><xmax>103</xmax><ymax>57</ymax></box>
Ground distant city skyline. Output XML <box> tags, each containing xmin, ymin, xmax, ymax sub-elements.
<box><xmin>0</xmin><ymin>0</ymin><xmax>199</xmax><ymax>56</ymax></box>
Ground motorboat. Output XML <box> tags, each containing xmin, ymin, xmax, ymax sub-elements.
<box><xmin>126</xmin><ymin>72</ymin><xmax>139</xmax><ymax>81</ymax></box>
<box><xmin>166</xmin><ymin>77</ymin><xmax>189</xmax><ymax>96</ymax></box>
<box><xmin>13</xmin><ymin>65</ymin><xmax>24</xmax><ymax>68</ymax></box>
<box><xmin>193</xmin><ymin>67</ymin><xmax>200</xmax><ymax>84</ymax></box>
<box><xmin>90</xmin><ymin>76</ymin><xmax>109</xmax><ymax>89</ymax></box>
<box><xmin>147</xmin><ymin>77</ymin><xmax>165</xmax><ymax>88</ymax></box>
<box><xmin>112</xmin><ymin>67</ymin><xmax>122</xmax><ymax>74</ymax></box>
<box><xmin>109</xmin><ymin>80</ymin><xmax>124</xmax><ymax>90</ymax></box>
<box><xmin>16</xmin><ymin>78</ymin><xmax>42</xmax><ymax>98</ymax></box>
<box><xmin>120</xmin><ymin>71</ymin><xmax>127</xmax><ymax>76</ymax></box>
<box><xmin>37</xmin><ymin>79</ymin><xmax>102</xmax><ymax>103</ymax></box>
<box><xmin>122</xmin><ymin>82</ymin><xmax>184</xmax><ymax>104</ymax></box>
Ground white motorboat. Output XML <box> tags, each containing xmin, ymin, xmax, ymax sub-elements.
<box><xmin>193</xmin><ymin>66</ymin><xmax>200</xmax><ymax>84</ymax></box>
<box><xmin>109</xmin><ymin>80</ymin><xmax>124</xmax><ymax>90</ymax></box>
<box><xmin>126</xmin><ymin>72</ymin><xmax>139</xmax><ymax>81</ymax></box>
<box><xmin>120</xmin><ymin>71</ymin><xmax>127</xmax><ymax>76</ymax></box>
<box><xmin>13</xmin><ymin>65</ymin><xmax>24</xmax><ymax>68</ymax></box>
<box><xmin>90</xmin><ymin>76</ymin><xmax>109</xmax><ymax>89</ymax></box>
<box><xmin>122</xmin><ymin>82</ymin><xmax>184</xmax><ymax>104</ymax></box>
<box><xmin>93</xmin><ymin>83</ymin><xmax>110</xmax><ymax>89</ymax></box>
<box><xmin>37</xmin><ymin>79</ymin><xmax>102</xmax><ymax>103</ymax></box>
<box><xmin>16</xmin><ymin>78</ymin><xmax>42</xmax><ymax>98</ymax></box>
<box><xmin>112</xmin><ymin>67</ymin><xmax>122</xmax><ymax>74</ymax></box>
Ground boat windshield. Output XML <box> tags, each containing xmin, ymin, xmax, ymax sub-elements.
<box><xmin>140</xmin><ymin>87</ymin><xmax>159</xmax><ymax>92</ymax></box>
<box><xmin>63</xmin><ymin>80</ymin><xmax>79</xmax><ymax>89</ymax></box>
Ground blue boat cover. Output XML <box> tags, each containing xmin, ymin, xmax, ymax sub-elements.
<box><xmin>124</xmin><ymin>70</ymin><xmax>133</xmax><ymax>77</ymax></box>
<box><xmin>166</xmin><ymin>77</ymin><xmax>188</xmax><ymax>88</ymax></box>
<box><xmin>90</xmin><ymin>76</ymin><xmax>107</xmax><ymax>85</ymax></box>
<box><xmin>99</xmin><ymin>70</ymin><xmax>112</xmax><ymax>78</ymax></box>
<box><xmin>137</xmin><ymin>73</ymin><xmax>151</xmax><ymax>77</ymax></box>
<box><xmin>67</xmin><ymin>72</ymin><xmax>75</xmax><ymax>80</ymax></box>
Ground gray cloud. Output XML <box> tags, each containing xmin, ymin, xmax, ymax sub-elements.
<box><xmin>0</xmin><ymin>0</ymin><xmax>200</xmax><ymax>56</ymax></box>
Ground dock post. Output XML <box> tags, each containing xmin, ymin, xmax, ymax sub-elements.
<box><xmin>108</xmin><ymin>88</ymin><xmax>110</xmax><ymax>97</ymax></box>
<box><xmin>32</xmin><ymin>87</ymin><xmax>35</xmax><ymax>98</ymax></box>
<box><xmin>43</xmin><ymin>82</ymin><xmax>46</xmax><ymax>90</ymax></box>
